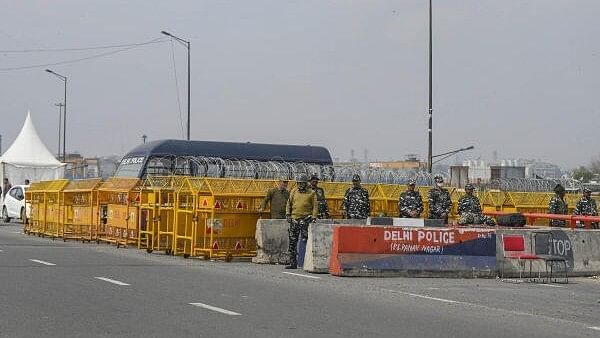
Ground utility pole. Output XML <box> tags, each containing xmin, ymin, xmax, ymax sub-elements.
<box><xmin>427</xmin><ymin>0</ymin><xmax>433</xmax><ymax>174</ymax></box>
<box><xmin>55</xmin><ymin>103</ymin><xmax>64</xmax><ymax>160</ymax></box>
<box><xmin>142</xmin><ymin>134</ymin><xmax>147</xmax><ymax>144</ymax></box>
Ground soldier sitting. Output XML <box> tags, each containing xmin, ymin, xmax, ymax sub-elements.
<box><xmin>399</xmin><ymin>179</ymin><xmax>423</xmax><ymax>218</ymax></box>
<box><xmin>457</xmin><ymin>184</ymin><xmax>496</xmax><ymax>226</ymax></box>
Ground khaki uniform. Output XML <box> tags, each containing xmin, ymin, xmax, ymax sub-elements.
<box><xmin>260</xmin><ymin>187</ymin><xmax>289</xmax><ymax>219</ymax></box>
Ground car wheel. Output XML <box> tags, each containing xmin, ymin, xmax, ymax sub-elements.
<box><xmin>2</xmin><ymin>207</ymin><xmax>11</xmax><ymax>223</ymax></box>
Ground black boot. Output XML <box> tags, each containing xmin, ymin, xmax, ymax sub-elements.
<box><xmin>285</xmin><ymin>262</ymin><xmax>297</xmax><ymax>269</ymax></box>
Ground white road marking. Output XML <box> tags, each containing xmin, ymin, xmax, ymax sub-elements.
<box><xmin>537</xmin><ymin>283</ymin><xmax>564</xmax><ymax>288</ymax></box>
<box><xmin>0</xmin><ymin>249</ymin><xmax>4</xmax><ymax>252</ymax></box>
<box><xmin>29</xmin><ymin>259</ymin><xmax>56</xmax><ymax>266</ymax></box>
<box><xmin>384</xmin><ymin>289</ymin><xmax>458</xmax><ymax>304</ymax></box>
<box><xmin>189</xmin><ymin>302</ymin><xmax>242</xmax><ymax>316</ymax></box>
<box><xmin>282</xmin><ymin>271</ymin><xmax>321</xmax><ymax>279</ymax></box>
<box><xmin>589</xmin><ymin>326</ymin><xmax>600</xmax><ymax>331</ymax></box>
<box><xmin>93</xmin><ymin>277</ymin><xmax>130</xmax><ymax>286</ymax></box>
<box><xmin>12</xmin><ymin>231</ymin><xmax>22</xmax><ymax>234</ymax></box>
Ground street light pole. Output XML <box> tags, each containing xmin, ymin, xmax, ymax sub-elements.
<box><xmin>46</xmin><ymin>69</ymin><xmax>67</xmax><ymax>162</ymax></box>
<box><xmin>161</xmin><ymin>30</ymin><xmax>191</xmax><ymax>141</ymax></box>
<box><xmin>55</xmin><ymin>102</ymin><xmax>64</xmax><ymax>160</ymax></box>
<box><xmin>427</xmin><ymin>0</ymin><xmax>433</xmax><ymax>174</ymax></box>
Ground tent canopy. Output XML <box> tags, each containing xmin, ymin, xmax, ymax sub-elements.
<box><xmin>1</xmin><ymin>111</ymin><xmax>63</xmax><ymax>167</ymax></box>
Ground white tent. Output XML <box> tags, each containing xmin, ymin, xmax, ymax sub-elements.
<box><xmin>0</xmin><ymin>111</ymin><xmax>65</xmax><ymax>186</ymax></box>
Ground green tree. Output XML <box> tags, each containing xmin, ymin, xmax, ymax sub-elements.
<box><xmin>573</xmin><ymin>166</ymin><xmax>594</xmax><ymax>182</ymax></box>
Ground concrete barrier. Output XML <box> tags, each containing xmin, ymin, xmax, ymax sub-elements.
<box><xmin>303</xmin><ymin>219</ymin><xmax>367</xmax><ymax>273</ymax></box>
<box><xmin>253</xmin><ymin>218</ymin><xmax>366</xmax><ymax>266</ymax></box>
<box><xmin>496</xmin><ymin>228</ymin><xmax>600</xmax><ymax>277</ymax></box>
<box><xmin>329</xmin><ymin>226</ymin><xmax>497</xmax><ymax>277</ymax></box>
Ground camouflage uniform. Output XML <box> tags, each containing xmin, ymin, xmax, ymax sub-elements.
<box><xmin>457</xmin><ymin>194</ymin><xmax>496</xmax><ymax>226</ymax></box>
<box><xmin>311</xmin><ymin>186</ymin><xmax>330</xmax><ymax>219</ymax></box>
<box><xmin>285</xmin><ymin>174</ymin><xmax>318</xmax><ymax>269</ymax></box>
<box><xmin>428</xmin><ymin>187</ymin><xmax>451</xmax><ymax>221</ymax></box>
<box><xmin>399</xmin><ymin>190</ymin><xmax>424</xmax><ymax>218</ymax></box>
<box><xmin>548</xmin><ymin>194</ymin><xmax>568</xmax><ymax>227</ymax></box>
<box><xmin>342</xmin><ymin>186</ymin><xmax>370</xmax><ymax>219</ymax></box>
<box><xmin>574</xmin><ymin>195</ymin><xmax>598</xmax><ymax>229</ymax></box>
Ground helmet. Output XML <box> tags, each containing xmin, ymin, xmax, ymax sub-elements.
<box><xmin>554</xmin><ymin>184</ymin><xmax>565</xmax><ymax>194</ymax></box>
<box><xmin>465</xmin><ymin>183</ymin><xmax>474</xmax><ymax>190</ymax></box>
<box><xmin>434</xmin><ymin>175</ymin><xmax>444</xmax><ymax>183</ymax></box>
<box><xmin>352</xmin><ymin>174</ymin><xmax>361</xmax><ymax>182</ymax></box>
<box><xmin>296</xmin><ymin>174</ymin><xmax>308</xmax><ymax>183</ymax></box>
<box><xmin>310</xmin><ymin>174</ymin><xmax>319</xmax><ymax>181</ymax></box>
<box><xmin>407</xmin><ymin>179</ymin><xmax>416</xmax><ymax>185</ymax></box>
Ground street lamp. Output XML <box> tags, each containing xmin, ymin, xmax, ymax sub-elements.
<box><xmin>161</xmin><ymin>30</ymin><xmax>191</xmax><ymax>141</ymax></box>
<box><xmin>427</xmin><ymin>0</ymin><xmax>433</xmax><ymax>173</ymax></box>
<box><xmin>55</xmin><ymin>102</ymin><xmax>64</xmax><ymax>160</ymax></box>
<box><xmin>46</xmin><ymin>69</ymin><xmax>67</xmax><ymax>162</ymax></box>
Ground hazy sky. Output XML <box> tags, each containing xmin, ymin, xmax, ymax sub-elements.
<box><xmin>1</xmin><ymin>1</ymin><xmax>598</xmax><ymax>169</ymax></box>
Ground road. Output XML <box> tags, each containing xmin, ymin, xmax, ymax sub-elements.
<box><xmin>1</xmin><ymin>221</ymin><xmax>599</xmax><ymax>337</ymax></box>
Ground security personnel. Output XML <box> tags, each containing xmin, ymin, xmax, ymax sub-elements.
<box><xmin>285</xmin><ymin>174</ymin><xmax>318</xmax><ymax>269</ymax></box>
<box><xmin>428</xmin><ymin>175</ymin><xmax>451</xmax><ymax>223</ymax></box>
<box><xmin>258</xmin><ymin>177</ymin><xmax>289</xmax><ymax>219</ymax></box>
<box><xmin>548</xmin><ymin>184</ymin><xmax>568</xmax><ymax>227</ymax></box>
<box><xmin>399</xmin><ymin>179</ymin><xmax>423</xmax><ymax>218</ymax></box>
<box><xmin>457</xmin><ymin>183</ymin><xmax>496</xmax><ymax>226</ymax></box>
<box><xmin>574</xmin><ymin>188</ymin><xmax>598</xmax><ymax>229</ymax></box>
<box><xmin>309</xmin><ymin>174</ymin><xmax>330</xmax><ymax>219</ymax></box>
<box><xmin>342</xmin><ymin>174</ymin><xmax>370</xmax><ymax>219</ymax></box>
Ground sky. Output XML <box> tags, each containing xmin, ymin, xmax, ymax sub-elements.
<box><xmin>1</xmin><ymin>1</ymin><xmax>598</xmax><ymax>170</ymax></box>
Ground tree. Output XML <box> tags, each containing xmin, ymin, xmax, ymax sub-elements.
<box><xmin>573</xmin><ymin>166</ymin><xmax>594</xmax><ymax>183</ymax></box>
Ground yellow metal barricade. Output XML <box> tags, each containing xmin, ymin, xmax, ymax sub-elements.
<box><xmin>137</xmin><ymin>176</ymin><xmax>178</xmax><ymax>254</ymax></box>
<box><xmin>39</xmin><ymin>180</ymin><xmax>69</xmax><ymax>238</ymax></box>
<box><xmin>96</xmin><ymin>178</ymin><xmax>140</xmax><ymax>247</ymax></box>
<box><xmin>62</xmin><ymin>178</ymin><xmax>102</xmax><ymax>242</ymax></box>
<box><xmin>184</xmin><ymin>177</ymin><xmax>265</xmax><ymax>260</ymax></box>
<box><xmin>25</xmin><ymin>181</ymin><xmax>49</xmax><ymax>235</ymax></box>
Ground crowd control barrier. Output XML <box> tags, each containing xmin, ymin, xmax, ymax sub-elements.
<box><xmin>25</xmin><ymin>181</ymin><xmax>50</xmax><ymax>236</ymax></box>
<box><xmin>26</xmin><ymin>180</ymin><xmax>69</xmax><ymax>238</ymax></box>
<box><xmin>137</xmin><ymin>176</ymin><xmax>179</xmax><ymax>254</ymax></box>
<box><xmin>96</xmin><ymin>178</ymin><xmax>141</xmax><ymax>247</ymax></box>
<box><xmin>62</xmin><ymin>178</ymin><xmax>102</xmax><ymax>242</ymax></box>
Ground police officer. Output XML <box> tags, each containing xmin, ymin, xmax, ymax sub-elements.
<box><xmin>399</xmin><ymin>179</ymin><xmax>423</xmax><ymax>218</ymax></box>
<box><xmin>574</xmin><ymin>188</ymin><xmax>598</xmax><ymax>229</ymax></box>
<box><xmin>285</xmin><ymin>174</ymin><xmax>318</xmax><ymax>269</ymax></box>
<box><xmin>342</xmin><ymin>174</ymin><xmax>370</xmax><ymax>219</ymax></box>
<box><xmin>309</xmin><ymin>174</ymin><xmax>330</xmax><ymax>219</ymax></box>
<box><xmin>548</xmin><ymin>183</ymin><xmax>568</xmax><ymax>227</ymax></box>
<box><xmin>457</xmin><ymin>183</ymin><xmax>496</xmax><ymax>226</ymax></box>
<box><xmin>428</xmin><ymin>175</ymin><xmax>451</xmax><ymax>223</ymax></box>
<box><xmin>258</xmin><ymin>177</ymin><xmax>289</xmax><ymax>219</ymax></box>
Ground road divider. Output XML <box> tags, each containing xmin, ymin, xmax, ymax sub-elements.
<box><xmin>282</xmin><ymin>271</ymin><xmax>321</xmax><ymax>279</ymax></box>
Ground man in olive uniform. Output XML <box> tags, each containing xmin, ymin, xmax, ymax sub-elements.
<box><xmin>285</xmin><ymin>174</ymin><xmax>318</xmax><ymax>269</ymax></box>
<box><xmin>342</xmin><ymin>174</ymin><xmax>370</xmax><ymax>219</ymax></box>
<box><xmin>259</xmin><ymin>178</ymin><xmax>289</xmax><ymax>219</ymax></box>
<box><xmin>309</xmin><ymin>174</ymin><xmax>330</xmax><ymax>219</ymax></box>
<box><xmin>548</xmin><ymin>183</ymin><xmax>568</xmax><ymax>227</ymax></box>
<box><xmin>574</xmin><ymin>188</ymin><xmax>598</xmax><ymax>229</ymax></box>
<box><xmin>399</xmin><ymin>179</ymin><xmax>423</xmax><ymax>218</ymax></box>
<box><xmin>457</xmin><ymin>183</ymin><xmax>496</xmax><ymax>226</ymax></box>
<box><xmin>428</xmin><ymin>175</ymin><xmax>451</xmax><ymax>223</ymax></box>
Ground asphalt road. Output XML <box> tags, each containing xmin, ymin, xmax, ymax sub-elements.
<box><xmin>1</xmin><ymin>220</ymin><xmax>599</xmax><ymax>338</ymax></box>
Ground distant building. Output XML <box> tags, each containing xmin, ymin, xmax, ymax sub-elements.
<box><xmin>369</xmin><ymin>154</ymin><xmax>427</xmax><ymax>170</ymax></box>
<box><xmin>63</xmin><ymin>153</ymin><xmax>103</xmax><ymax>179</ymax></box>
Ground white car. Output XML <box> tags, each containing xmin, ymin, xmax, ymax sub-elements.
<box><xmin>2</xmin><ymin>185</ymin><xmax>30</xmax><ymax>223</ymax></box>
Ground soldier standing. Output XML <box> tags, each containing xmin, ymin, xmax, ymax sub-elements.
<box><xmin>258</xmin><ymin>177</ymin><xmax>289</xmax><ymax>219</ymax></box>
<box><xmin>309</xmin><ymin>174</ymin><xmax>330</xmax><ymax>219</ymax></box>
<box><xmin>342</xmin><ymin>174</ymin><xmax>370</xmax><ymax>219</ymax></box>
<box><xmin>574</xmin><ymin>188</ymin><xmax>598</xmax><ymax>229</ymax></box>
<box><xmin>399</xmin><ymin>179</ymin><xmax>423</xmax><ymax>218</ymax></box>
<box><xmin>457</xmin><ymin>183</ymin><xmax>496</xmax><ymax>226</ymax></box>
<box><xmin>285</xmin><ymin>174</ymin><xmax>317</xmax><ymax>269</ymax></box>
<box><xmin>428</xmin><ymin>175</ymin><xmax>452</xmax><ymax>223</ymax></box>
<box><xmin>548</xmin><ymin>184</ymin><xmax>568</xmax><ymax>227</ymax></box>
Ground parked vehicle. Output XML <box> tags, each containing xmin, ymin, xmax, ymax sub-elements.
<box><xmin>2</xmin><ymin>185</ymin><xmax>30</xmax><ymax>223</ymax></box>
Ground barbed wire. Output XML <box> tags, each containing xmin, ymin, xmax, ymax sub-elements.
<box><xmin>140</xmin><ymin>155</ymin><xmax>579</xmax><ymax>192</ymax></box>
